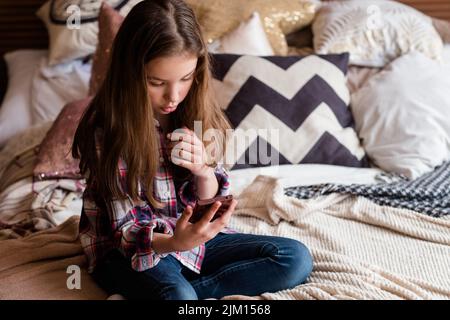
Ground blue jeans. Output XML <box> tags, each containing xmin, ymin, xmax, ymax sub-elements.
<box><xmin>92</xmin><ymin>232</ymin><xmax>313</xmax><ymax>300</ymax></box>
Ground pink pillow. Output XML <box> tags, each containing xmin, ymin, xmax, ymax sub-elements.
<box><xmin>89</xmin><ymin>2</ymin><xmax>124</xmax><ymax>95</ymax></box>
<box><xmin>34</xmin><ymin>97</ymin><xmax>93</xmax><ymax>180</ymax></box>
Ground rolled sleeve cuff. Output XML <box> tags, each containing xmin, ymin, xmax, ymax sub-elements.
<box><xmin>214</xmin><ymin>164</ymin><xmax>230</xmax><ymax>197</ymax></box>
<box><xmin>178</xmin><ymin>165</ymin><xmax>230</xmax><ymax>207</ymax></box>
<box><xmin>179</xmin><ymin>177</ymin><xmax>197</xmax><ymax>208</ymax></box>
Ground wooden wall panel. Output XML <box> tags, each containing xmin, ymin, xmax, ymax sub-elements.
<box><xmin>0</xmin><ymin>0</ymin><xmax>47</xmax><ymax>103</ymax></box>
<box><xmin>0</xmin><ymin>0</ymin><xmax>48</xmax><ymax>57</ymax></box>
<box><xmin>398</xmin><ymin>0</ymin><xmax>450</xmax><ymax>21</ymax></box>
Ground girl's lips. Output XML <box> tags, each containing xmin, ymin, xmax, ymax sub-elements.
<box><xmin>161</xmin><ymin>105</ymin><xmax>177</xmax><ymax>113</ymax></box>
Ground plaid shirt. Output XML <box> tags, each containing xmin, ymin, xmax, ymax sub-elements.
<box><xmin>79</xmin><ymin>121</ymin><xmax>232</xmax><ymax>274</ymax></box>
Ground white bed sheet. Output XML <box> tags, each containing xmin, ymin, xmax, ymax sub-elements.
<box><xmin>229</xmin><ymin>164</ymin><xmax>385</xmax><ymax>196</ymax></box>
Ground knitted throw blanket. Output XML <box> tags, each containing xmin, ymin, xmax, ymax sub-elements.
<box><xmin>284</xmin><ymin>161</ymin><xmax>450</xmax><ymax>218</ymax></box>
<box><xmin>226</xmin><ymin>175</ymin><xmax>450</xmax><ymax>300</ymax></box>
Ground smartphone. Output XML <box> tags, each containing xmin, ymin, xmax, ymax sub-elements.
<box><xmin>188</xmin><ymin>195</ymin><xmax>234</xmax><ymax>223</ymax></box>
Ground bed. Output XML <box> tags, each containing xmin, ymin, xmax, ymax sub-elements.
<box><xmin>1</xmin><ymin>0</ymin><xmax>450</xmax><ymax>300</ymax></box>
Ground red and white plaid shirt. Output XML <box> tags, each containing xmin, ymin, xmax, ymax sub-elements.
<box><xmin>79</xmin><ymin>122</ymin><xmax>232</xmax><ymax>274</ymax></box>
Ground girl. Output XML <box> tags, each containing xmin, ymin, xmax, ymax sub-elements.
<box><xmin>72</xmin><ymin>0</ymin><xmax>313</xmax><ymax>300</ymax></box>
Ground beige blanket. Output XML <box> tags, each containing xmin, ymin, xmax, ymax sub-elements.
<box><xmin>0</xmin><ymin>216</ymin><xmax>107</xmax><ymax>300</ymax></box>
<box><xmin>228</xmin><ymin>176</ymin><xmax>450</xmax><ymax>300</ymax></box>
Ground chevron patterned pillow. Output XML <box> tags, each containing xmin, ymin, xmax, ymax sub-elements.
<box><xmin>210</xmin><ymin>53</ymin><xmax>369</xmax><ymax>170</ymax></box>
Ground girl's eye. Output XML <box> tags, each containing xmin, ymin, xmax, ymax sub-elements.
<box><xmin>149</xmin><ymin>81</ymin><xmax>164</xmax><ymax>87</ymax></box>
<box><xmin>147</xmin><ymin>77</ymin><xmax>193</xmax><ymax>87</ymax></box>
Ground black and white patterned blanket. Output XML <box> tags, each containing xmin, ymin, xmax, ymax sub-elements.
<box><xmin>285</xmin><ymin>161</ymin><xmax>450</xmax><ymax>218</ymax></box>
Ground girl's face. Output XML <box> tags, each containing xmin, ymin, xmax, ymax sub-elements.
<box><xmin>145</xmin><ymin>52</ymin><xmax>198</xmax><ymax>116</ymax></box>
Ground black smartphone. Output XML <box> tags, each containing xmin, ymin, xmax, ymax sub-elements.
<box><xmin>188</xmin><ymin>195</ymin><xmax>234</xmax><ymax>223</ymax></box>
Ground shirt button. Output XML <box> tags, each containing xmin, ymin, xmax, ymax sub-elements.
<box><xmin>159</xmin><ymin>157</ymin><xmax>164</xmax><ymax>162</ymax></box>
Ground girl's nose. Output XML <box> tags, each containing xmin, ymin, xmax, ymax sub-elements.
<box><xmin>165</xmin><ymin>86</ymin><xmax>180</xmax><ymax>103</ymax></box>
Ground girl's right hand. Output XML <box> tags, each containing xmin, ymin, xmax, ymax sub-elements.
<box><xmin>171</xmin><ymin>199</ymin><xmax>238</xmax><ymax>252</ymax></box>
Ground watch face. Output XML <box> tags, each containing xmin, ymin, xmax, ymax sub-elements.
<box><xmin>49</xmin><ymin>0</ymin><xmax>129</xmax><ymax>24</ymax></box>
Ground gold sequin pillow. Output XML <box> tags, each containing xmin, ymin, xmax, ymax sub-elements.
<box><xmin>185</xmin><ymin>0</ymin><xmax>318</xmax><ymax>55</ymax></box>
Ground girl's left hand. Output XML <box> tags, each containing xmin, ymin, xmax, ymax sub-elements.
<box><xmin>166</xmin><ymin>127</ymin><xmax>213</xmax><ymax>178</ymax></box>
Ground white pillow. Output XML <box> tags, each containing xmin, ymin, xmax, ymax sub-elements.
<box><xmin>208</xmin><ymin>12</ymin><xmax>274</xmax><ymax>56</ymax></box>
<box><xmin>30</xmin><ymin>56</ymin><xmax>91</xmax><ymax>123</ymax></box>
<box><xmin>0</xmin><ymin>50</ymin><xmax>92</xmax><ymax>148</ymax></box>
<box><xmin>351</xmin><ymin>46</ymin><xmax>450</xmax><ymax>179</ymax></box>
<box><xmin>36</xmin><ymin>0</ymin><xmax>142</xmax><ymax>66</ymax></box>
<box><xmin>0</xmin><ymin>50</ymin><xmax>47</xmax><ymax>148</ymax></box>
<box><xmin>313</xmin><ymin>0</ymin><xmax>444</xmax><ymax>67</ymax></box>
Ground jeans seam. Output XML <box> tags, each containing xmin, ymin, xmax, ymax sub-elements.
<box><xmin>260</xmin><ymin>240</ymin><xmax>280</xmax><ymax>256</ymax></box>
<box><xmin>206</xmin><ymin>241</ymin><xmax>280</xmax><ymax>253</ymax></box>
<box><xmin>208</xmin><ymin>240</ymin><xmax>274</xmax><ymax>249</ymax></box>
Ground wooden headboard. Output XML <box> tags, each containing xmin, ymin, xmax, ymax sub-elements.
<box><xmin>0</xmin><ymin>0</ymin><xmax>47</xmax><ymax>103</ymax></box>
<box><xmin>1</xmin><ymin>0</ymin><xmax>450</xmax><ymax>103</ymax></box>
<box><xmin>0</xmin><ymin>0</ymin><xmax>48</xmax><ymax>55</ymax></box>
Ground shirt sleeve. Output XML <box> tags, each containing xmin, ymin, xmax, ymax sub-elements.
<box><xmin>178</xmin><ymin>164</ymin><xmax>230</xmax><ymax>208</ymax></box>
<box><xmin>112</xmin><ymin>196</ymin><xmax>175</xmax><ymax>271</ymax></box>
<box><xmin>80</xmin><ymin>180</ymin><xmax>173</xmax><ymax>273</ymax></box>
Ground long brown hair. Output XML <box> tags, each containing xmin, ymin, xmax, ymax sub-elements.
<box><xmin>72</xmin><ymin>0</ymin><xmax>230</xmax><ymax>208</ymax></box>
